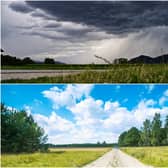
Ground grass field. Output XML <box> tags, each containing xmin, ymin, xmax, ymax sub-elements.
<box><xmin>2</xmin><ymin>64</ymin><xmax>168</xmax><ymax>83</ymax></box>
<box><xmin>121</xmin><ymin>146</ymin><xmax>168</xmax><ymax>167</ymax></box>
<box><xmin>1</xmin><ymin>64</ymin><xmax>114</xmax><ymax>70</ymax></box>
<box><xmin>1</xmin><ymin>147</ymin><xmax>110</xmax><ymax>167</ymax></box>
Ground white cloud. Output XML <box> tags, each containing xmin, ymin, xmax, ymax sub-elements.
<box><xmin>104</xmin><ymin>101</ymin><xmax>120</xmax><ymax>112</ymax></box>
<box><xmin>146</xmin><ymin>84</ymin><xmax>155</xmax><ymax>93</ymax></box>
<box><xmin>30</xmin><ymin>86</ymin><xmax>168</xmax><ymax>144</ymax></box>
<box><xmin>159</xmin><ymin>89</ymin><xmax>168</xmax><ymax>106</ymax></box>
<box><xmin>42</xmin><ymin>84</ymin><xmax>94</xmax><ymax>109</ymax></box>
<box><xmin>164</xmin><ymin>89</ymin><xmax>168</xmax><ymax>97</ymax></box>
<box><xmin>33</xmin><ymin>111</ymin><xmax>74</xmax><ymax>134</ymax></box>
<box><xmin>24</xmin><ymin>105</ymin><xmax>32</xmax><ymax>116</ymax></box>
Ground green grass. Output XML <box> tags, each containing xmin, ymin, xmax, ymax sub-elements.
<box><xmin>2</xmin><ymin>64</ymin><xmax>168</xmax><ymax>83</ymax></box>
<box><xmin>121</xmin><ymin>146</ymin><xmax>168</xmax><ymax>167</ymax></box>
<box><xmin>1</xmin><ymin>64</ymin><xmax>114</xmax><ymax>70</ymax></box>
<box><xmin>1</xmin><ymin>148</ymin><xmax>110</xmax><ymax>167</ymax></box>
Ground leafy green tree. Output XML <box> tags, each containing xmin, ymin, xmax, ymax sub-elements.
<box><xmin>140</xmin><ymin>119</ymin><xmax>152</xmax><ymax>146</ymax></box>
<box><xmin>22</xmin><ymin>57</ymin><xmax>34</xmax><ymax>64</ymax></box>
<box><xmin>164</xmin><ymin>115</ymin><xmax>168</xmax><ymax>145</ymax></box>
<box><xmin>1</xmin><ymin>103</ymin><xmax>48</xmax><ymax>153</ymax></box>
<box><xmin>151</xmin><ymin>113</ymin><xmax>162</xmax><ymax>146</ymax></box>
<box><xmin>118</xmin><ymin>127</ymin><xmax>140</xmax><ymax>146</ymax></box>
<box><xmin>118</xmin><ymin>131</ymin><xmax>127</xmax><ymax>146</ymax></box>
<box><xmin>44</xmin><ymin>58</ymin><xmax>55</xmax><ymax>64</ymax></box>
<box><xmin>124</xmin><ymin>127</ymin><xmax>141</xmax><ymax>146</ymax></box>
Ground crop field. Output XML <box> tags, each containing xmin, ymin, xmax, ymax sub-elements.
<box><xmin>121</xmin><ymin>146</ymin><xmax>168</xmax><ymax>167</ymax></box>
<box><xmin>1</xmin><ymin>147</ymin><xmax>110</xmax><ymax>167</ymax></box>
<box><xmin>2</xmin><ymin>64</ymin><xmax>168</xmax><ymax>83</ymax></box>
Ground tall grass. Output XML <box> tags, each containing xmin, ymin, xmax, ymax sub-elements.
<box><xmin>1</xmin><ymin>148</ymin><xmax>110</xmax><ymax>167</ymax></box>
<box><xmin>2</xmin><ymin>64</ymin><xmax>168</xmax><ymax>83</ymax></box>
<box><xmin>121</xmin><ymin>146</ymin><xmax>168</xmax><ymax>167</ymax></box>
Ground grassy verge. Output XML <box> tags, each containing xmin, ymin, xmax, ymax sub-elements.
<box><xmin>121</xmin><ymin>146</ymin><xmax>168</xmax><ymax>167</ymax></box>
<box><xmin>1</xmin><ymin>148</ymin><xmax>110</xmax><ymax>167</ymax></box>
<box><xmin>1</xmin><ymin>64</ymin><xmax>115</xmax><ymax>70</ymax></box>
<box><xmin>2</xmin><ymin>64</ymin><xmax>168</xmax><ymax>83</ymax></box>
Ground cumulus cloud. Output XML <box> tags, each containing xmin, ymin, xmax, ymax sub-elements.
<box><xmin>32</xmin><ymin>85</ymin><xmax>168</xmax><ymax>144</ymax></box>
<box><xmin>42</xmin><ymin>84</ymin><xmax>94</xmax><ymax>109</ymax></box>
<box><xmin>159</xmin><ymin>89</ymin><xmax>168</xmax><ymax>106</ymax></box>
<box><xmin>34</xmin><ymin>111</ymin><xmax>74</xmax><ymax>134</ymax></box>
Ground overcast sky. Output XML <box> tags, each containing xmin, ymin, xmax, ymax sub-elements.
<box><xmin>2</xmin><ymin>1</ymin><xmax>168</xmax><ymax>64</ymax></box>
<box><xmin>2</xmin><ymin>84</ymin><xmax>168</xmax><ymax>144</ymax></box>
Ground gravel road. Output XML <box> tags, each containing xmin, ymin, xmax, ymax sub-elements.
<box><xmin>1</xmin><ymin>69</ymin><xmax>107</xmax><ymax>80</ymax></box>
<box><xmin>1</xmin><ymin>70</ymin><xmax>83</xmax><ymax>80</ymax></box>
<box><xmin>84</xmin><ymin>149</ymin><xmax>152</xmax><ymax>168</ymax></box>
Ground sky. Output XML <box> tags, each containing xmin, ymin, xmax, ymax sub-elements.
<box><xmin>1</xmin><ymin>84</ymin><xmax>168</xmax><ymax>144</ymax></box>
<box><xmin>1</xmin><ymin>1</ymin><xmax>168</xmax><ymax>64</ymax></box>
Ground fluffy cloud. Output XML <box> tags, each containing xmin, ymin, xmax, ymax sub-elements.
<box><xmin>34</xmin><ymin>112</ymin><xmax>74</xmax><ymax>134</ymax></box>
<box><xmin>33</xmin><ymin>85</ymin><xmax>168</xmax><ymax>144</ymax></box>
<box><xmin>159</xmin><ymin>89</ymin><xmax>168</xmax><ymax>106</ymax></box>
<box><xmin>42</xmin><ymin>84</ymin><xmax>94</xmax><ymax>109</ymax></box>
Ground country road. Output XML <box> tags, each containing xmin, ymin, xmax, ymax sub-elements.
<box><xmin>84</xmin><ymin>149</ymin><xmax>152</xmax><ymax>168</ymax></box>
<box><xmin>1</xmin><ymin>69</ymin><xmax>107</xmax><ymax>80</ymax></box>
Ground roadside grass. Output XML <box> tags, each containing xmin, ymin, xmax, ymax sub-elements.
<box><xmin>2</xmin><ymin>64</ymin><xmax>168</xmax><ymax>83</ymax></box>
<box><xmin>121</xmin><ymin>146</ymin><xmax>168</xmax><ymax>167</ymax></box>
<box><xmin>1</xmin><ymin>64</ymin><xmax>114</xmax><ymax>70</ymax></box>
<box><xmin>1</xmin><ymin>148</ymin><xmax>110</xmax><ymax>167</ymax></box>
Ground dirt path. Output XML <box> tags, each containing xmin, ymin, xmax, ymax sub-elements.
<box><xmin>84</xmin><ymin>149</ymin><xmax>152</xmax><ymax>168</ymax></box>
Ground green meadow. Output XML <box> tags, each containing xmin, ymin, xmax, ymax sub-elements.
<box><xmin>2</xmin><ymin>64</ymin><xmax>168</xmax><ymax>83</ymax></box>
<box><xmin>122</xmin><ymin>146</ymin><xmax>168</xmax><ymax>167</ymax></box>
<box><xmin>1</xmin><ymin>148</ymin><xmax>110</xmax><ymax>167</ymax></box>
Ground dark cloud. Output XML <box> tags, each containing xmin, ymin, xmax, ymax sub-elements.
<box><xmin>44</xmin><ymin>23</ymin><xmax>61</xmax><ymax>28</ymax></box>
<box><xmin>24</xmin><ymin>1</ymin><xmax>168</xmax><ymax>34</ymax></box>
<box><xmin>9</xmin><ymin>1</ymin><xmax>33</xmax><ymax>13</ymax></box>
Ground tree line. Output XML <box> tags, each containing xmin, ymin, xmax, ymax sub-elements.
<box><xmin>118</xmin><ymin>113</ymin><xmax>168</xmax><ymax>147</ymax></box>
<box><xmin>1</xmin><ymin>49</ymin><xmax>64</xmax><ymax>65</ymax></box>
<box><xmin>1</xmin><ymin>103</ymin><xmax>48</xmax><ymax>153</ymax></box>
<box><xmin>48</xmin><ymin>142</ymin><xmax>117</xmax><ymax>148</ymax></box>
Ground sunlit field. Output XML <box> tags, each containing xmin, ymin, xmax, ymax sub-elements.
<box><xmin>122</xmin><ymin>146</ymin><xmax>168</xmax><ymax>167</ymax></box>
<box><xmin>1</xmin><ymin>147</ymin><xmax>111</xmax><ymax>167</ymax></box>
<box><xmin>2</xmin><ymin>64</ymin><xmax>168</xmax><ymax>83</ymax></box>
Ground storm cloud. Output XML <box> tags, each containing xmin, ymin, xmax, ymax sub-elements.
<box><xmin>10</xmin><ymin>1</ymin><xmax>168</xmax><ymax>35</ymax></box>
<box><xmin>2</xmin><ymin>1</ymin><xmax>168</xmax><ymax>63</ymax></box>
<box><xmin>9</xmin><ymin>1</ymin><xmax>34</xmax><ymax>13</ymax></box>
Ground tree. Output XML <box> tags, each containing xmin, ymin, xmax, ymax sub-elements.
<box><xmin>124</xmin><ymin>127</ymin><xmax>141</xmax><ymax>146</ymax></box>
<box><xmin>102</xmin><ymin>141</ymin><xmax>106</xmax><ymax>145</ymax></box>
<box><xmin>151</xmin><ymin>113</ymin><xmax>162</xmax><ymax>146</ymax></box>
<box><xmin>22</xmin><ymin>57</ymin><xmax>34</xmax><ymax>64</ymax></box>
<box><xmin>164</xmin><ymin>115</ymin><xmax>168</xmax><ymax>145</ymax></box>
<box><xmin>44</xmin><ymin>58</ymin><xmax>55</xmax><ymax>64</ymax></box>
<box><xmin>118</xmin><ymin>127</ymin><xmax>140</xmax><ymax>146</ymax></box>
<box><xmin>118</xmin><ymin>131</ymin><xmax>127</xmax><ymax>146</ymax></box>
<box><xmin>1</xmin><ymin>103</ymin><xmax>48</xmax><ymax>153</ymax></box>
<box><xmin>141</xmin><ymin>119</ymin><xmax>152</xmax><ymax>146</ymax></box>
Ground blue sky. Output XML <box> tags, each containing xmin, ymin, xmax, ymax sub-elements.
<box><xmin>1</xmin><ymin>84</ymin><xmax>168</xmax><ymax>144</ymax></box>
